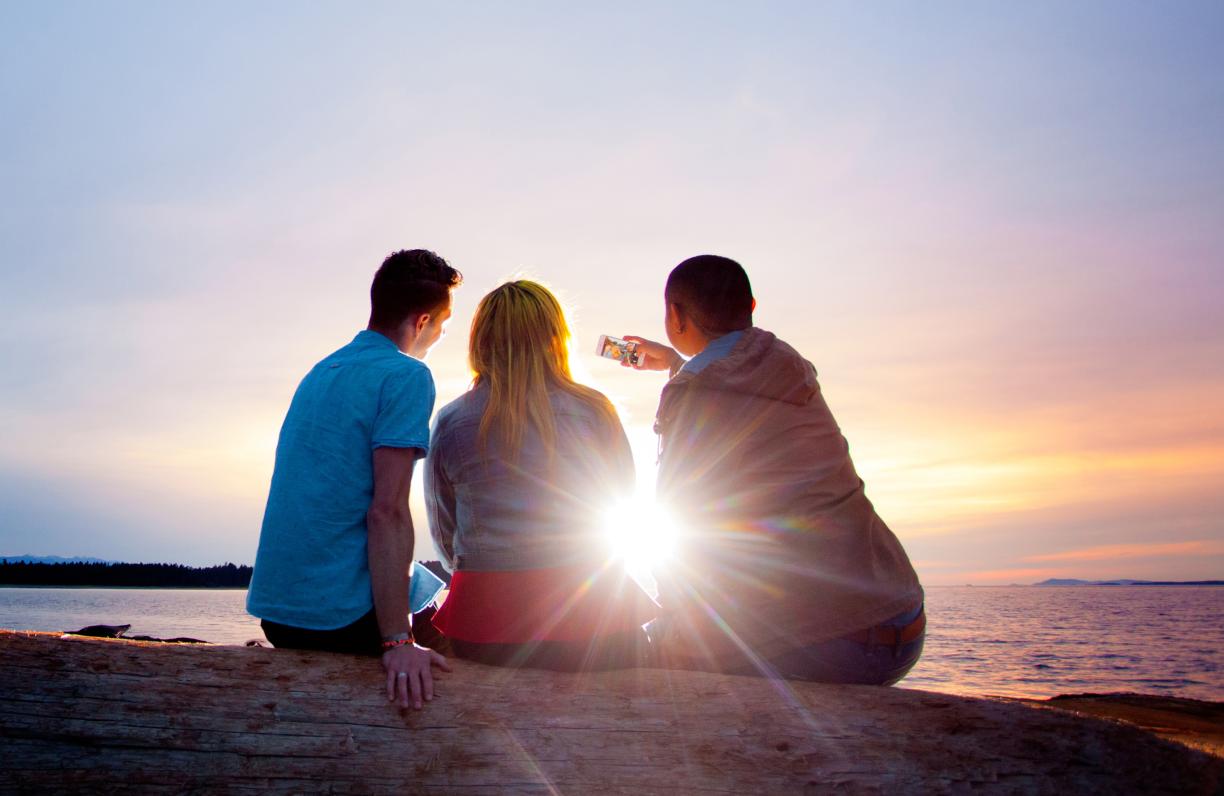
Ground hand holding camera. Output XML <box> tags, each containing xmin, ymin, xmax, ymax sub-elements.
<box><xmin>597</xmin><ymin>334</ymin><xmax>683</xmax><ymax>373</ymax></box>
<box><xmin>596</xmin><ymin>334</ymin><xmax>640</xmax><ymax>366</ymax></box>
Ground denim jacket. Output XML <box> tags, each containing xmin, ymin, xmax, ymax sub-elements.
<box><xmin>426</xmin><ymin>384</ymin><xmax>633</xmax><ymax>572</ymax></box>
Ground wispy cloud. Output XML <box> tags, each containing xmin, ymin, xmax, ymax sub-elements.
<box><xmin>1023</xmin><ymin>540</ymin><xmax>1224</xmax><ymax>563</ymax></box>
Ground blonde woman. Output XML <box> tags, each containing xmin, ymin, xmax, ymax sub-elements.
<box><xmin>425</xmin><ymin>280</ymin><xmax>657</xmax><ymax>670</ymax></box>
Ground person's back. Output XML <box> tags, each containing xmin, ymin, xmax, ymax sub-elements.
<box><xmin>655</xmin><ymin>327</ymin><xmax>922</xmax><ymax>663</ymax></box>
<box><xmin>625</xmin><ymin>255</ymin><xmax>924</xmax><ymax>684</ymax></box>
<box><xmin>429</xmin><ymin>385</ymin><xmax>632</xmax><ymax>572</ymax></box>
<box><xmin>247</xmin><ymin>248</ymin><xmax>460</xmax><ymax>710</ymax></box>
<box><xmin>426</xmin><ymin>280</ymin><xmax>656</xmax><ymax>670</ymax></box>
<box><xmin>248</xmin><ymin>333</ymin><xmax>433</xmax><ymax>628</ymax></box>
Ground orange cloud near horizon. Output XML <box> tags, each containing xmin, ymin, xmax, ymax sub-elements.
<box><xmin>1024</xmin><ymin>540</ymin><xmax>1224</xmax><ymax>564</ymax></box>
<box><xmin>955</xmin><ymin>567</ymin><xmax>1067</xmax><ymax>584</ymax></box>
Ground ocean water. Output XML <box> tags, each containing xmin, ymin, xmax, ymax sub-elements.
<box><xmin>904</xmin><ymin>585</ymin><xmax>1222</xmax><ymax>700</ymax></box>
<box><xmin>0</xmin><ymin>587</ymin><xmax>263</xmax><ymax>647</ymax></box>
<box><xmin>1</xmin><ymin>585</ymin><xmax>1220</xmax><ymax>701</ymax></box>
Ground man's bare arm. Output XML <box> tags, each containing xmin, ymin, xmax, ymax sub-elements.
<box><xmin>368</xmin><ymin>446</ymin><xmax>450</xmax><ymax>709</ymax></box>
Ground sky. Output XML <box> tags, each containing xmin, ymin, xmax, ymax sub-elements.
<box><xmin>2</xmin><ymin>2</ymin><xmax>1222</xmax><ymax>585</ymax></box>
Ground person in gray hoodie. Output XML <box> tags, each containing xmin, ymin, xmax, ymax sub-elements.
<box><xmin>623</xmin><ymin>254</ymin><xmax>924</xmax><ymax>684</ymax></box>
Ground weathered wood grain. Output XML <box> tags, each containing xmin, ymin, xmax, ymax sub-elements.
<box><xmin>0</xmin><ymin>630</ymin><xmax>1220</xmax><ymax>794</ymax></box>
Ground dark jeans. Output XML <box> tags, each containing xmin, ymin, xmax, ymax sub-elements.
<box><xmin>731</xmin><ymin>604</ymin><xmax>925</xmax><ymax>685</ymax></box>
<box><xmin>449</xmin><ymin>628</ymin><xmax>650</xmax><ymax>672</ymax></box>
<box><xmin>262</xmin><ymin>606</ymin><xmax>447</xmax><ymax>657</ymax></box>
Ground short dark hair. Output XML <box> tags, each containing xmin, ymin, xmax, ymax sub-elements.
<box><xmin>665</xmin><ymin>254</ymin><xmax>753</xmax><ymax>336</ymax></box>
<box><xmin>370</xmin><ymin>249</ymin><xmax>462</xmax><ymax>329</ymax></box>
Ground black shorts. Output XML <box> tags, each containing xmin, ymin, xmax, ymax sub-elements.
<box><xmin>261</xmin><ymin>609</ymin><xmax>382</xmax><ymax>656</ymax></box>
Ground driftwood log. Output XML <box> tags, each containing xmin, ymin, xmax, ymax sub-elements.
<box><xmin>0</xmin><ymin>630</ymin><xmax>1220</xmax><ymax>794</ymax></box>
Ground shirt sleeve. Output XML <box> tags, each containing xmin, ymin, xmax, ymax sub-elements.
<box><xmin>606</xmin><ymin>414</ymin><xmax>635</xmax><ymax>485</ymax></box>
<box><xmin>425</xmin><ymin>415</ymin><xmax>457</xmax><ymax>572</ymax></box>
<box><xmin>371</xmin><ymin>366</ymin><xmax>435</xmax><ymax>452</ymax></box>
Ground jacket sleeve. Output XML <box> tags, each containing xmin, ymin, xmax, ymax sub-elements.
<box><xmin>606</xmin><ymin>412</ymin><xmax>635</xmax><ymax>486</ymax></box>
<box><xmin>424</xmin><ymin>419</ymin><xmax>458</xmax><ymax>572</ymax></box>
<box><xmin>655</xmin><ymin>385</ymin><xmax>709</xmax><ymax>512</ymax></box>
<box><xmin>653</xmin><ymin>386</ymin><xmax>704</xmax><ymax>613</ymax></box>
<box><xmin>654</xmin><ymin>383</ymin><xmax>761</xmax><ymax>614</ymax></box>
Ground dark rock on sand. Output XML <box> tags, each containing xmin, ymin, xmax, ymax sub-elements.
<box><xmin>66</xmin><ymin>623</ymin><xmax>131</xmax><ymax>638</ymax></box>
<box><xmin>66</xmin><ymin>623</ymin><xmax>208</xmax><ymax>644</ymax></box>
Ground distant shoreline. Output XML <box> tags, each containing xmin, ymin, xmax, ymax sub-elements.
<box><xmin>0</xmin><ymin>560</ymin><xmax>451</xmax><ymax>589</ymax></box>
<box><xmin>1034</xmin><ymin>579</ymin><xmax>1224</xmax><ymax>587</ymax></box>
<box><xmin>926</xmin><ymin>581</ymin><xmax>1224</xmax><ymax>587</ymax></box>
<box><xmin>5</xmin><ymin>581</ymin><xmax>1224</xmax><ymax>590</ymax></box>
<box><xmin>0</xmin><ymin>561</ymin><xmax>251</xmax><ymax>588</ymax></box>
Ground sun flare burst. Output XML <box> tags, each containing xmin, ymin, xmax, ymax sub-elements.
<box><xmin>602</xmin><ymin>496</ymin><xmax>679</xmax><ymax>577</ymax></box>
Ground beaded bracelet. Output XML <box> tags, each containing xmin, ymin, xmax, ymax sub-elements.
<box><xmin>381</xmin><ymin>632</ymin><xmax>414</xmax><ymax>651</ymax></box>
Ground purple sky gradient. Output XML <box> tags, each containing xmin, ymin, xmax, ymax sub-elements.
<box><xmin>2</xmin><ymin>3</ymin><xmax>1221</xmax><ymax>583</ymax></box>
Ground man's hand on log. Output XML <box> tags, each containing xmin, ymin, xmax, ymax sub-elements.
<box><xmin>384</xmin><ymin>644</ymin><xmax>452</xmax><ymax>710</ymax></box>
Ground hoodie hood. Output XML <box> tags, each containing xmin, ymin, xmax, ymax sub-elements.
<box><xmin>666</xmin><ymin>327</ymin><xmax>818</xmax><ymax>407</ymax></box>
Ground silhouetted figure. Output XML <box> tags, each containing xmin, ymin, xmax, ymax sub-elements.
<box><xmin>625</xmin><ymin>255</ymin><xmax>924</xmax><ymax>684</ymax></box>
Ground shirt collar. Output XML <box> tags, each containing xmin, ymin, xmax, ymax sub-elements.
<box><xmin>679</xmin><ymin>329</ymin><xmax>745</xmax><ymax>376</ymax></box>
<box><xmin>354</xmin><ymin>329</ymin><xmax>400</xmax><ymax>349</ymax></box>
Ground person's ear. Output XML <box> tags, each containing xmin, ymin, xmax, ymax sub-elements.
<box><xmin>667</xmin><ymin>301</ymin><xmax>686</xmax><ymax>333</ymax></box>
<box><xmin>414</xmin><ymin>312</ymin><xmax>432</xmax><ymax>336</ymax></box>
<box><xmin>750</xmin><ymin>298</ymin><xmax>757</xmax><ymax>313</ymax></box>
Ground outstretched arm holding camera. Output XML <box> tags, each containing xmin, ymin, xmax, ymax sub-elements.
<box><xmin>622</xmin><ymin>284</ymin><xmax>734</xmax><ymax>379</ymax></box>
<box><xmin>621</xmin><ymin>336</ymin><xmax>684</xmax><ymax>376</ymax></box>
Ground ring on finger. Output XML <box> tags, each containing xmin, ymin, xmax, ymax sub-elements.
<box><xmin>397</xmin><ymin>672</ymin><xmax>408</xmax><ymax>678</ymax></box>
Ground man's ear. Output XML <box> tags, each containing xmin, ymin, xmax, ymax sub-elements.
<box><xmin>751</xmin><ymin>298</ymin><xmax>757</xmax><ymax>313</ymax></box>
<box><xmin>414</xmin><ymin>312</ymin><xmax>432</xmax><ymax>335</ymax></box>
<box><xmin>667</xmin><ymin>301</ymin><xmax>686</xmax><ymax>333</ymax></box>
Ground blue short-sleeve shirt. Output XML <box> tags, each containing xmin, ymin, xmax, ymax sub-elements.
<box><xmin>247</xmin><ymin>330</ymin><xmax>436</xmax><ymax>630</ymax></box>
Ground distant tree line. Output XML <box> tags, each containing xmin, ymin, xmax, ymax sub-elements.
<box><xmin>0</xmin><ymin>562</ymin><xmax>252</xmax><ymax>588</ymax></box>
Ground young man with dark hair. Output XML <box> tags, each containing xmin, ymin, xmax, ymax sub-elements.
<box><xmin>625</xmin><ymin>254</ymin><xmax>925</xmax><ymax>684</ymax></box>
<box><xmin>248</xmin><ymin>249</ymin><xmax>461</xmax><ymax>709</ymax></box>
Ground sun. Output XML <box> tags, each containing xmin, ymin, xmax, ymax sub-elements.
<box><xmin>602</xmin><ymin>496</ymin><xmax>679</xmax><ymax>577</ymax></box>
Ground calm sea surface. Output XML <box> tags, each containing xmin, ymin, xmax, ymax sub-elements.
<box><xmin>1</xmin><ymin>585</ymin><xmax>1220</xmax><ymax>701</ymax></box>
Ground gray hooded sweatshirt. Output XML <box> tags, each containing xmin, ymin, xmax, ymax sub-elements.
<box><xmin>655</xmin><ymin>327</ymin><xmax>923</xmax><ymax>660</ymax></box>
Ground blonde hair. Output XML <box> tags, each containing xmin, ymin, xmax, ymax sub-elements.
<box><xmin>469</xmin><ymin>280</ymin><xmax>618</xmax><ymax>460</ymax></box>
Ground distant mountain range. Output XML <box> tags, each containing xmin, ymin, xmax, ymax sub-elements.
<box><xmin>1</xmin><ymin>555</ymin><xmax>113</xmax><ymax>565</ymax></box>
<box><xmin>1035</xmin><ymin>578</ymin><xmax>1224</xmax><ymax>587</ymax></box>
